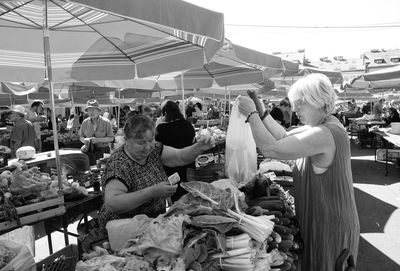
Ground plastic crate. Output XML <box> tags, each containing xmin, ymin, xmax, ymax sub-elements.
<box><xmin>36</xmin><ymin>245</ymin><xmax>78</xmax><ymax>271</ymax></box>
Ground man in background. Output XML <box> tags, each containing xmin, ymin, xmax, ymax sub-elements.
<box><xmin>25</xmin><ymin>100</ymin><xmax>46</xmax><ymax>152</ymax></box>
<box><xmin>8</xmin><ymin>105</ymin><xmax>36</xmax><ymax>157</ymax></box>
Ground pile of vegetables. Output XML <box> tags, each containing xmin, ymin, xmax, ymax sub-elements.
<box><xmin>0</xmin><ymin>160</ymin><xmax>88</xmax><ymax>209</ymax></box>
<box><xmin>195</xmin><ymin>127</ymin><xmax>226</xmax><ymax>143</ymax></box>
<box><xmin>77</xmin><ymin>179</ymin><xmax>283</xmax><ymax>271</ymax></box>
<box><xmin>241</xmin><ymin>173</ymin><xmax>303</xmax><ymax>271</ymax></box>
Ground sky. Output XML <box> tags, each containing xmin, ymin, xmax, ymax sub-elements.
<box><xmin>185</xmin><ymin>0</ymin><xmax>400</xmax><ymax>61</ymax></box>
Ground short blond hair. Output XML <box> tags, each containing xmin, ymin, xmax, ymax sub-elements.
<box><xmin>288</xmin><ymin>73</ymin><xmax>337</xmax><ymax>114</ymax></box>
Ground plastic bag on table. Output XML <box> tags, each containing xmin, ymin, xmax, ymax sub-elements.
<box><xmin>225</xmin><ymin>99</ymin><xmax>257</xmax><ymax>188</ymax></box>
<box><xmin>0</xmin><ymin>240</ymin><xmax>36</xmax><ymax>271</ymax></box>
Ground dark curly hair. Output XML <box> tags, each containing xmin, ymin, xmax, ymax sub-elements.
<box><xmin>162</xmin><ymin>101</ymin><xmax>184</xmax><ymax>122</ymax></box>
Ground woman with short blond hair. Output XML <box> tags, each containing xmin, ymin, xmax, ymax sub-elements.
<box><xmin>239</xmin><ymin>73</ymin><xmax>360</xmax><ymax>271</ymax></box>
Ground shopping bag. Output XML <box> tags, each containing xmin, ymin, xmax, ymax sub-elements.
<box><xmin>0</xmin><ymin>240</ymin><xmax>36</xmax><ymax>271</ymax></box>
<box><xmin>225</xmin><ymin>99</ymin><xmax>257</xmax><ymax>188</ymax></box>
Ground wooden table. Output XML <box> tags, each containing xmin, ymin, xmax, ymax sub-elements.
<box><xmin>372</xmin><ymin>128</ymin><xmax>400</xmax><ymax>176</ymax></box>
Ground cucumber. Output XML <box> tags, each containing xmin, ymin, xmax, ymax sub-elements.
<box><xmin>274</xmin><ymin>225</ymin><xmax>293</xmax><ymax>235</ymax></box>
<box><xmin>281</xmin><ymin>233</ymin><xmax>294</xmax><ymax>241</ymax></box>
<box><xmin>278</xmin><ymin>239</ymin><xmax>294</xmax><ymax>252</ymax></box>
<box><xmin>253</xmin><ymin>200</ymin><xmax>285</xmax><ymax>211</ymax></box>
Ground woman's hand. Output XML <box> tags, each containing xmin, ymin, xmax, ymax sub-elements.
<box><xmin>152</xmin><ymin>182</ymin><xmax>178</xmax><ymax>198</ymax></box>
<box><xmin>238</xmin><ymin>96</ymin><xmax>257</xmax><ymax>116</ymax></box>
<box><xmin>196</xmin><ymin>134</ymin><xmax>216</xmax><ymax>151</ymax></box>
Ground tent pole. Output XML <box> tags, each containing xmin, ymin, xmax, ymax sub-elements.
<box><xmin>117</xmin><ymin>89</ymin><xmax>121</xmax><ymax>129</ymax></box>
<box><xmin>228</xmin><ymin>86</ymin><xmax>231</xmax><ymax>116</ymax></box>
<box><xmin>181</xmin><ymin>72</ymin><xmax>185</xmax><ymax>118</ymax></box>
<box><xmin>43</xmin><ymin>0</ymin><xmax>63</xmax><ymax>192</ymax></box>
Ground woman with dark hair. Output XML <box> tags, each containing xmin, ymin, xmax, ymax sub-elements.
<box><xmin>98</xmin><ymin>115</ymin><xmax>214</xmax><ymax>228</ymax></box>
<box><xmin>155</xmin><ymin>101</ymin><xmax>196</xmax><ymax>202</ymax></box>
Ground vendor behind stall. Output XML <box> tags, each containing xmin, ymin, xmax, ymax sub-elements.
<box><xmin>98</xmin><ymin>115</ymin><xmax>215</xmax><ymax>228</ymax></box>
<box><xmin>79</xmin><ymin>100</ymin><xmax>114</xmax><ymax>165</ymax></box>
<box><xmin>8</xmin><ymin>105</ymin><xmax>37</xmax><ymax>157</ymax></box>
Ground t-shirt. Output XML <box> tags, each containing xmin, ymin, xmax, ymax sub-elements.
<box><xmin>25</xmin><ymin>108</ymin><xmax>41</xmax><ymax>139</ymax></box>
<box><xmin>10</xmin><ymin>118</ymin><xmax>36</xmax><ymax>156</ymax></box>
<box><xmin>155</xmin><ymin>119</ymin><xmax>195</xmax><ymax>202</ymax></box>
<box><xmin>79</xmin><ymin>116</ymin><xmax>114</xmax><ymax>149</ymax></box>
<box><xmin>270</xmin><ymin>107</ymin><xmax>284</xmax><ymax>125</ymax></box>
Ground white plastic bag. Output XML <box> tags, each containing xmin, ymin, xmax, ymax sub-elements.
<box><xmin>106</xmin><ymin>214</ymin><xmax>153</xmax><ymax>251</ymax></box>
<box><xmin>225</xmin><ymin>99</ymin><xmax>257</xmax><ymax>187</ymax></box>
<box><xmin>0</xmin><ymin>240</ymin><xmax>36</xmax><ymax>271</ymax></box>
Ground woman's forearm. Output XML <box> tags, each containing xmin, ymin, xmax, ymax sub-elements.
<box><xmin>177</xmin><ymin>143</ymin><xmax>204</xmax><ymax>165</ymax></box>
<box><xmin>261</xmin><ymin>115</ymin><xmax>287</xmax><ymax>140</ymax></box>
<box><xmin>105</xmin><ymin>185</ymin><xmax>155</xmax><ymax>214</ymax></box>
<box><xmin>248</xmin><ymin>114</ymin><xmax>278</xmax><ymax>157</ymax></box>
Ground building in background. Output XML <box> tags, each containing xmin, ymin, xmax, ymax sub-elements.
<box><xmin>362</xmin><ymin>49</ymin><xmax>400</xmax><ymax>72</ymax></box>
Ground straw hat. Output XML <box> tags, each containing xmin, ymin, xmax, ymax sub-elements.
<box><xmin>85</xmin><ymin>99</ymin><xmax>101</xmax><ymax>111</ymax></box>
<box><xmin>9</xmin><ymin>105</ymin><xmax>26</xmax><ymax>116</ymax></box>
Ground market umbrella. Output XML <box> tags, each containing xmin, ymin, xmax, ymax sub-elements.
<box><xmin>0</xmin><ymin>0</ymin><xmax>224</xmax><ymax>82</ymax></box>
<box><xmin>0</xmin><ymin>82</ymin><xmax>38</xmax><ymax>96</ymax></box>
<box><xmin>350</xmin><ymin>65</ymin><xmax>400</xmax><ymax>90</ymax></box>
<box><xmin>0</xmin><ymin>0</ymin><xmax>224</xmax><ymax>183</ymax></box>
<box><xmin>293</xmin><ymin>66</ymin><xmax>344</xmax><ymax>85</ymax></box>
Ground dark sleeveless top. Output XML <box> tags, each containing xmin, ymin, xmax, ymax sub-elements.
<box><xmin>292</xmin><ymin>116</ymin><xmax>360</xmax><ymax>271</ymax></box>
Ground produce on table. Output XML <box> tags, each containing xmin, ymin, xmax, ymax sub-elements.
<box><xmin>0</xmin><ymin>160</ymin><xmax>88</xmax><ymax>208</ymax></box>
<box><xmin>44</xmin><ymin>130</ymin><xmax>80</xmax><ymax>143</ymax></box>
<box><xmin>78</xmin><ymin>179</ymin><xmax>301</xmax><ymax>271</ymax></box>
<box><xmin>0</xmin><ymin>245</ymin><xmax>16</xmax><ymax>269</ymax></box>
<box><xmin>195</xmin><ymin>126</ymin><xmax>226</xmax><ymax>143</ymax></box>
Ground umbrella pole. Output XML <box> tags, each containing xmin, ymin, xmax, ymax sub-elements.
<box><xmin>117</xmin><ymin>90</ymin><xmax>121</xmax><ymax>129</ymax></box>
<box><xmin>181</xmin><ymin>73</ymin><xmax>185</xmax><ymax>118</ymax></box>
<box><xmin>43</xmin><ymin>0</ymin><xmax>63</xmax><ymax>192</ymax></box>
<box><xmin>228</xmin><ymin>86</ymin><xmax>231</xmax><ymax>117</ymax></box>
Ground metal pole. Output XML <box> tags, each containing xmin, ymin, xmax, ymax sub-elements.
<box><xmin>228</xmin><ymin>86</ymin><xmax>231</xmax><ymax>116</ymax></box>
<box><xmin>181</xmin><ymin>73</ymin><xmax>185</xmax><ymax>118</ymax></box>
<box><xmin>43</xmin><ymin>0</ymin><xmax>62</xmax><ymax>193</ymax></box>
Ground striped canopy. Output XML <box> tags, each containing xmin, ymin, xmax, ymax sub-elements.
<box><xmin>350</xmin><ymin>65</ymin><xmax>400</xmax><ymax>90</ymax></box>
<box><xmin>0</xmin><ymin>0</ymin><xmax>224</xmax><ymax>83</ymax></box>
<box><xmin>99</xmin><ymin>40</ymin><xmax>296</xmax><ymax>90</ymax></box>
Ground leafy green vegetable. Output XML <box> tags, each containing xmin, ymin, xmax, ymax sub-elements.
<box><xmin>190</xmin><ymin>215</ymin><xmax>237</xmax><ymax>234</ymax></box>
<box><xmin>180</xmin><ymin>181</ymin><xmax>234</xmax><ymax>211</ymax></box>
<box><xmin>166</xmin><ymin>193</ymin><xmax>216</xmax><ymax>217</ymax></box>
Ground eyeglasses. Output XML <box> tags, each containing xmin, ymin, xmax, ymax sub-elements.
<box><xmin>292</xmin><ymin>99</ymin><xmax>306</xmax><ymax>109</ymax></box>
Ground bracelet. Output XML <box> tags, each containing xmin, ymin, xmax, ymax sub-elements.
<box><xmin>245</xmin><ymin>111</ymin><xmax>259</xmax><ymax>123</ymax></box>
<box><xmin>260</xmin><ymin>109</ymin><xmax>269</xmax><ymax>121</ymax></box>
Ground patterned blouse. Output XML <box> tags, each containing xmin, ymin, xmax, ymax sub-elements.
<box><xmin>98</xmin><ymin>142</ymin><xmax>168</xmax><ymax>228</ymax></box>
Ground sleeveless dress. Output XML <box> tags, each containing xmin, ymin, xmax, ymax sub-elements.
<box><xmin>292</xmin><ymin>116</ymin><xmax>360</xmax><ymax>271</ymax></box>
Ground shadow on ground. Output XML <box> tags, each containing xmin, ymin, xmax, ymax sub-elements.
<box><xmin>351</xmin><ymin>142</ymin><xmax>400</xmax><ymax>270</ymax></box>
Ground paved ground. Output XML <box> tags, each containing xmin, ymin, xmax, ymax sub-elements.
<box><xmin>351</xmin><ymin>142</ymin><xmax>400</xmax><ymax>270</ymax></box>
<box><xmin>32</xmin><ymin>140</ymin><xmax>400</xmax><ymax>270</ymax></box>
